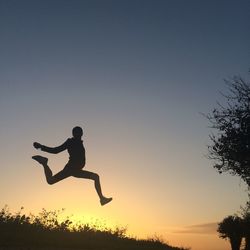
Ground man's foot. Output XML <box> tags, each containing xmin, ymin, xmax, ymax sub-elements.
<box><xmin>32</xmin><ymin>155</ymin><xmax>48</xmax><ymax>165</ymax></box>
<box><xmin>100</xmin><ymin>197</ymin><xmax>112</xmax><ymax>206</ymax></box>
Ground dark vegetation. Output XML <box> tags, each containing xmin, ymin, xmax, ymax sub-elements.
<box><xmin>0</xmin><ymin>206</ymin><xmax>188</xmax><ymax>250</ymax></box>
<box><xmin>206</xmin><ymin>70</ymin><xmax>250</xmax><ymax>250</ymax></box>
<box><xmin>217</xmin><ymin>200</ymin><xmax>250</xmax><ymax>250</ymax></box>
<box><xmin>206</xmin><ymin>74</ymin><xmax>250</xmax><ymax>187</ymax></box>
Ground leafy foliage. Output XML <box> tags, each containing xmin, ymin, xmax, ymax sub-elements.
<box><xmin>0</xmin><ymin>206</ymin><xmax>188</xmax><ymax>250</ymax></box>
<box><xmin>218</xmin><ymin>201</ymin><xmax>250</xmax><ymax>250</ymax></box>
<box><xmin>240</xmin><ymin>200</ymin><xmax>250</xmax><ymax>250</ymax></box>
<box><xmin>218</xmin><ymin>215</ymin><xmax>243</xmax><ymax>239</ymax></box>
<box><xmin>206</xmin><ymin>75</ymin><xmax>250</xmax><ymax>186</ymax></box>
<box><xmin>218</xmin><ymin>215</ymin><xmax>243</xmax><ymax>250</ymax></box>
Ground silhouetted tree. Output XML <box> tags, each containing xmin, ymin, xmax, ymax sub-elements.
<box><xmin>217</xmin><ymin>215</ymin><xmax>243</xmax><ymax>250</ymax></box>
<box><xmin>243</xmin><ymin>214</ymin><xmax>250</xmax><ymax>250</ymax></box>
<box><xmin>206</xmin><ymin>74</ymin><xmax>250</xmax><ymax>187</ymax></box>
<box><xmin>241</xmin><ymin>199</ymin><xmax>250</xmax><ymax>250</ymax></box>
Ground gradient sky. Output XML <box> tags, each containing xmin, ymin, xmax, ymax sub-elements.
<box><xmin>0</xmin><ymin>1</ymin><xmax>250</xmax><ymax>249</ymax></box>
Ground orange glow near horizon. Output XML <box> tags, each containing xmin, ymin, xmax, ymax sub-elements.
<box><xmin>0</xmin><ymin>203</ymin><xmax>231</xmax><ymax>250</ymax></box>
<box><xmin>0</xmin><ymin>139</ymin><xmax>248</xmax><ymax>250</ymax></box>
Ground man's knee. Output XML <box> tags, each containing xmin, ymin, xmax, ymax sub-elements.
<box><xmin>92</xmin><ymin>173</ymin><xmax>99</xmax><ymax>181</ymax></box>
<box><xmin>47</xmin><ymin>179</ymin><xmax>55</xmax><ymax>185</ymax></box>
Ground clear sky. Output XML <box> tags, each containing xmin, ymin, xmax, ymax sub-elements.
<box><xmin>0</xmin><ymin>1</ymin><xmax>250</xmax><ymax>249</ymax></box>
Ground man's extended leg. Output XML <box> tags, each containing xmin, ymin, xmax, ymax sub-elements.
<box><xmin>72</xmin><ymin>170</ymin><xmax>112</xmax><ymax>205</ymax></box>
<box><xmin>32</xmin><ymin>155</ymin><xmax>71</xmax><ymax>185</ymax></box>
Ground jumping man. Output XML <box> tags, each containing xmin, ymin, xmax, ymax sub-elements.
<box><xmin>32</xmin><ymin>126</ymin><xmax>112</xmax><ymax>206</ymax></box>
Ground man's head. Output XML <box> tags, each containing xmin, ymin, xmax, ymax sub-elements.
<box><xmin>72</xmin><ymin>126</ymin><xmax>83</xmax><ymax>139</ymax></box>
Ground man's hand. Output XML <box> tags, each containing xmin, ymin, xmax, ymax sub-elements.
<box><xmin>33</xmin><ymin>142</ymin><xmax>42</xmax><ymax>149</ymax></box>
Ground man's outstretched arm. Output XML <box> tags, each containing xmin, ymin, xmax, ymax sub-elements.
<box><xmin>33</xmin><ymin>140</ymin><xmax>68</xmax><ymax>154</ymax></box>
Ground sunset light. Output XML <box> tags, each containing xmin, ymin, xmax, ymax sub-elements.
<box><xmin>0</xmin><ymin>1</ymin><xmax>249</xmax><ymax>250</ymax></box>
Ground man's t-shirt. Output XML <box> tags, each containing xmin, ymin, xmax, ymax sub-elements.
<box><xmin>41</xmin><ymin>138</ymin><xmax>86</xmax><ymax>166</ymax></box>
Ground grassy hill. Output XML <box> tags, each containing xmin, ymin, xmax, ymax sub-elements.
<box><xmin>0</xmin><ymin>206</ymin><xmax>189</xmax><ymax>250</ymax></box>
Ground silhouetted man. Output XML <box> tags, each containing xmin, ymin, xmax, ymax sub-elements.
<box><xmin>32</xmin><ymin>126</ymin><xmax>112</xmax><ymax>206</ymax></box>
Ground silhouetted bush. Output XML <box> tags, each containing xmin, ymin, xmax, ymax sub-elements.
<box><xmin>0</xmin><ymin>206</ymin><xmax>189</xmax><ymax>250</ymax></box>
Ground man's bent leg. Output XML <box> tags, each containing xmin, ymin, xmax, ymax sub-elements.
<box><xmin>45</xmin><ymin>167</ymin><xmax>72</xmax><ymax>185</ymax></box>
<box><xmin>72</xmin><ymin>170</ymin><xmax>112</xmax><ymax>205</ymax></box>
<box><xmin>72</xmin><ymin>170</ymin><xmax>104</xmax><ymax>198</ymax></box>
<box><xmin>32</xmin><ymin>155</ymin><xmax>55</xmax><ymax>184</ymax></box>
<box><xmin>32</xmin><ymin>156</ymin><xmax>71</xmax><ymax>185</ymax></box>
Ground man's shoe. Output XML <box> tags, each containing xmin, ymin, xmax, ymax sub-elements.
<box><xmin>32</xmin><ymin>155</ymin><xmax>48</xmax><ymax>165</ymax></box>
<box><xmin>100</xmin><ymin>197</ymin><xmax>113</xmax><ymax>206</ymax></box>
